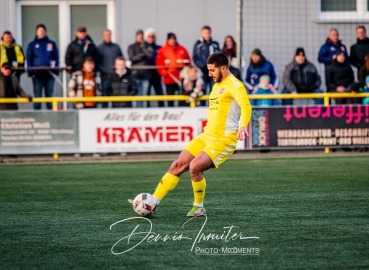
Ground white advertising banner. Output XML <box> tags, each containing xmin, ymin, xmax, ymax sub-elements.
<box><xmin>79</xmin><ymin>108</ymin><xmax>246</xmax><ymax>153</ymax></box>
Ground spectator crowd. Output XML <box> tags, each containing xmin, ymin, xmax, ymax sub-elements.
<box><xmin>1</xmin><ymin>24</ymin><xmax>369</xmax><ymax>110</ymax></box>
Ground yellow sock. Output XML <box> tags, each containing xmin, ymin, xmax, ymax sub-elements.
<box><xmin>153</xmin><ymin>172</ymin><xmax>180</xmax><ymax>201</ymax></box>
<box><xmin>192</xmin><ymin>178</ymin><xmax>206</xmax><ymax>207</ymax></box>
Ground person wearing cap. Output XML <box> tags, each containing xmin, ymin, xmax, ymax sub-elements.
<box><xmin>26</xmin><ymin>24</ymin><xmax>59</xmax><ymax>110</ymax></box>
<box><xmin>65</xmin><ymin>26</ymin><xmax>99</xmax><ymax>72</ymax></box>
<box><xmin>127</xmin><ymin>29</ymin><xmax>150</xmax><ymax>108</ymax></box>
<box><xmin>243</xmin><ymin>48</ymin><xmax>279</xmax><ymax>93</ymax></box>
<box><xmin>326</xmin><ymin>49</ymin><xmax>355</xmax><ymax>104</ymax></box>
<box><xmin>250</xmin><ymin>75</ymin><xmax>279</xmax><ymax>107</ymax></box>
<box><xmin>155</xmin><ymin>32</ymin><xmax>191</xmax><ymax>107</ymax></box>
<box><xmin>192</xmin><ymin>26</ymin><xmax>221</xmax><ymax>101</ymax></box>
<box><xmin>97</xmin><ymin>29</ymin><xmax>123</xmax><ymax>108</ymax></box>
<box><xmin>282</xmin><ymin>47</ymin><xmax>323</xmax><ymax>105</ymax></box>
<box><xmin>0</xmin><ymin>62</ymin><xmax>32</xmax><ymax>110</ymax></box>
<box><xmin>0</xmin><ymin>31</ymin><xmax>25</xmax><ymax>81</ymax></box>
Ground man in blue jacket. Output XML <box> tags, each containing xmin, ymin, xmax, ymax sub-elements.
<box><xmin>192</xmin><ymin>26</ymin><xmax>220</xmax><ymax>104</ymax></box>
<box><xmin>318</xmin><ymin>28</ymin><xmax>349</xmax><ymax>90</ymax></box>
<box><xmin>26</xmin><ymin>24</ymin><xmax>59</xmax><ymax>110</ymax></box>
<box><xmin>243</xmin><ymin>48</ymin><xmax>279</xmax><ymax>94</ymax></box>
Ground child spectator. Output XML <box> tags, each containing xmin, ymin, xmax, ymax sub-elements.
<box><xmin>250</xmin><ymin>75</ymin><xmax>279</xmax><ymax>107</ymax></box>
<box><xmin>363</xmin><ymin>76</ymin><xmax>369</xmax><ymax>105</ymax></box>
<box><xmin>68</xmin><ymin>57</ymin><xmax>101</xmax><ymax>109</ymax></box>
<box><xmin>106</xmin><ymin>56</ymin><xmax>137</xmax><ymax>108</ymax></box>
<box><xmin>179</xmin><ymin>66</ymin><xmax>204</xmax><ymax>107</ymax></box>
<box><xmin>358</xmin><ymin>54</ymin><xmax>369</xmax><ymax>88</ymax></box>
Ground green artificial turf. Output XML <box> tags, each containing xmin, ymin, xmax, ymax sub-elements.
<box><xmin>1</xmin><ymin>157</ymin><xmax>368</xmax><ymax>269</ymax></box>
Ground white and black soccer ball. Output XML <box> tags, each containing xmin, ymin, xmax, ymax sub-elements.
<box><xmin>133</xmin><ymin>193</ymin><xmax>157</xmax><ymax>217</ymax></box>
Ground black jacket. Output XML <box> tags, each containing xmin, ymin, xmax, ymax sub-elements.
<box><xmin>145</xmin><ymin>42</ymin><xmax>161</xmax><ymax>80</ymax></box>
<box><xmin>127</xmin><ymin>41</ymin><xmax>151</xmax><ymax>79</ymax></box>
<box><xmin>106</xmin><ymin>68</ymin><xmax>137</xmax><ymax>108</ymax></box>
<box><xmin>65</xmin><ymin>36</ymin><xmax>99</xmax><ymax>72</ymax></box>
<box><xmin>326</xmin><ymin>60</ymin><xmax>354</xmax><ymax>92</ymax></box>
<box><xmin>283</xmin><ymin>59</ymin><xmax>321</xmax><ymax>93</ymax></box>
<box><xmin>350</xmin><ymin>38</ymin><xmax>369</xmax><ymax>69</ymax></box>
<box><xmin>229</xmin><ymin>65</ymin><xmax>241</xmax><ymax>81</ymax></box>
<box><xmin>0</xmin><ymin>73</ymin><xmax>29</xmax><ymax>110</ymax></box>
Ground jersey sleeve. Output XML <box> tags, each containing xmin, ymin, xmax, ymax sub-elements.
<box><xmin>231</xmin><ymin>83</ymin><xmax>252</xmax><ymax>127</ymax></box>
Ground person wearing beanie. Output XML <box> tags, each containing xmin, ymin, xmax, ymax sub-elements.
<box><xmin>156</xmin><ymin>32</ymin><xmax>191</xmax><ymax>107</ymax></box>
<box><xmin>326</xmin><ymin>49</ymin><xmax>355</xmax><ymax>104</ymax></box>
<box><xmin>250</xmin><ymin>74</ymin><xmax>279</xmax><ymax>107</ymax></box>
<box><xmin>282</xmin><ymin>47</ymin><xmax>323</xmax><ymax>105</ymax></box>
<box><xmin>243</xmin><ymin>48</ymin><xmax>279</xmax><ymax>93</ymax></box>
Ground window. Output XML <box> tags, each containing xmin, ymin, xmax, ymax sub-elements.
<box><xmin>316</xmin><ymin>0</ymin><xmax>369</xmax><ymax>22</ymax></box>
<box><xmin>321</xmin><ymin>0</ymin><xmax>356</xmax><ymax>12</ymax></box>
<box><xmin>16</xmin><ymin>1</ymin><xmax>115</xmax><ymax>65</ymax></box>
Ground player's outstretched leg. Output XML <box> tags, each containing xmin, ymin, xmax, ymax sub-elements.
<box><xmin>151</xmin><ymin>150</ymin><xmax>194</xmax><ymax>209</ymax></box>
<box><xmin>187</xmin><ymin>152</ymin><xmax>214</xmax><ymax>217</ymax></box>
<box><xmin>128</xmin><ymin>151</ymin><xmax>193</xmax><ymax>208</ymax></box>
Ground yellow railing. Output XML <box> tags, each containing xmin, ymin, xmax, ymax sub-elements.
<box><xmin>1</xmin><ymin>92</ymin><xmax>369</xmax><ymax>109</ymax></box>
<box><xmin>1</xmin><ymin>93</ymin><xmax>368</xmax><ymax>158</ymax></box>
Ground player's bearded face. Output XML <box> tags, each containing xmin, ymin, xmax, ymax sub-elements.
<box><xmin>207</xmin><ymin>64</ymin><xmax>222</xmax><ymax>83</ymax></box>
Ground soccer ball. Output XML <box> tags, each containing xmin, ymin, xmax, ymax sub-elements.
<box><xmin>133</xmin><ymin>193</ymin><xmax>157</xmax><ymax>217</ymax></box>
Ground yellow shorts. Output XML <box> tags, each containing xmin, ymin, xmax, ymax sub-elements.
<box><xmin>184</xmin><ymin>133</ymin><xmax>237</xmax><ymax>168</ymax></box>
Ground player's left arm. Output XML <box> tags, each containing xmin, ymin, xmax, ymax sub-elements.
<box><xmin>232</xmin><ymin>84</ymin><xmax>252</xmax><ymax>140</ymax></box>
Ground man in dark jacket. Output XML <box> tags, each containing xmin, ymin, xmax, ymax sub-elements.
<box><xmin>144</xmin><ymin>28</ymin><xmax>164</xmax><ymax>107</ymax></box>
<box><xmin>26</xmin><ymin>24</ymin><xmax>59</xmax><ymax>110</ymax></box>
<box><xmin>97</xmin><ymin>29</ymin><xmax>123</xmax><ymax>108</ymax></box>
<box><xmin>283</xmin><ymin>48</ymin><xmax>323</xmax><ymax>105</ymax></box>
<box><xmin>106</xmin><ymin>56</ymin><xmax>137</xmax><ymax>108</ymax></box>
<box><xmin>350</xmin><ymin>25</ymin><xmax>369</xmax><ymax>76</ymax></box>
<box><xmin>0</xmin><ymin>62</ymin><xmax>31</xmax><ymax>110</ymax></box>
<box><xmin>326</xmin><ymin>50</ymin><xmax>355</xmax><ymax>104</ymax></box>
<box><xmin>127</xmin><ymin>30</ymin><xmax>150</xmax><ymax>107</ymax></box>
<box><xmin>65</xmin><ymin>26</ymin><xmax>99</xmax><ymax>72</ymax></box>
<box><xmin>192</xmin><ymin>26</ymin><xmax>220</xmax><ymax>99</ymax></box>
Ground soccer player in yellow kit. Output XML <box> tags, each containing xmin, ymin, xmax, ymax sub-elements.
<box><xmin>132</xmin><ymin>52</ymin><xmax>252</xmax><ymax>217</ymax></box>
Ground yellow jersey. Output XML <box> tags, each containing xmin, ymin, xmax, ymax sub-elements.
<box><xmin>204</xmin><ymin>73</ymin><xmax>252</xmax><ymax>138</ymax></box>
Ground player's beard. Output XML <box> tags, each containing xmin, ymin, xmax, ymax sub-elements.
<box><xmin>215</xmin><ymin>72</ymin><xmax>223</xmax><ymax>83</ymax></box>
